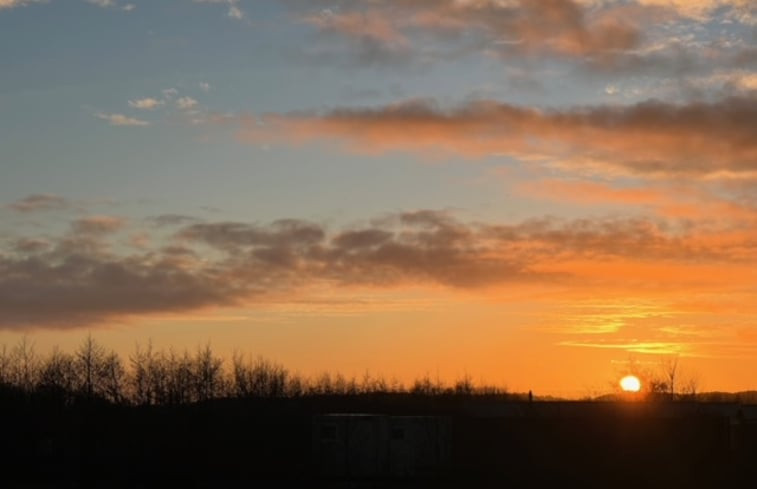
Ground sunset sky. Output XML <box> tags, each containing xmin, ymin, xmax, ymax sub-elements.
<box><xmin>1</xmin><ymin>0</ymin><xmax>756</xmax><ymax>397</ymax></box>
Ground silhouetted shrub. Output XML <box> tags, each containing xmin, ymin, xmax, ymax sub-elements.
<box><xmin>0</xmin><ymin>336</ymin><xmax>517</xmax><ymax>406</ymax></box>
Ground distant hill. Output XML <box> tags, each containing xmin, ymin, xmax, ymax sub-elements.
<box><xmin>696</xmin><ymin>391</ymin><xmax>757</xmax><ymax>403</ymax></box>
<box><xmin>590</xmin><ymin>391</ymin><xmax>757</xmax><ymax>403</ymax></box>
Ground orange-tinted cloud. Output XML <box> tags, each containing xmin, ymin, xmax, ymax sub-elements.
<box><xmin>71</xmin><ymin>215</ymin><xmax>125</xmax><ymax>235</ymax></box>
<box><xmin>3</xmin><ymin>209</ymin><xmax>756</xmax><ymax>329</ymax></box>
<box><xmin>297</xmin><ymin>0</ymin><xmax>643</xmax><ymax>65</ymax></box>
<box><xmin>303</xmin><ymin>10</ymin><xmax>407</xmax><ymax>47</ymax></box>
<box><xmin>7</xmin><ymin>194</ymin><xmax>69</xmax><ymax>213</ymax></box>
<box><xmin>517</xmin><ymin>179</ymin><xmax>757</xmax><ymax>221</ymax></box>
<box><xmin>518</xmin><ymin>180</ymin><xmax>669</xmax><ymax>206</ymax></box>
<box><xmin>241</xmin><ymin>97</ymin><xmax>757</xmax><ymax>178</ymax></box>
<box><xmin>290</xmin><ymin>0</ymin><xmax>756</xmax><ymax>73</ymax></box>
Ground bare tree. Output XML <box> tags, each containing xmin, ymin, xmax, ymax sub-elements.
<box><xmin>410</xmin><ymin>374</ymin><xmax>441</xmax><ymax>396</ymax></box>
<box><xmin>286</xmin><ymin>373</ymin><xmax>305</xmax><ymax>398</ymax></box>
<box><xmin>231</xmin><ymin>354</ymin><xmax>291</xmax><ymax>398</ymax></box>
<box><xmin>311</xmin><ymin>372</ymin><xmax>334</xmax><ymax>395</ymax></box>
<box><xmin>165</xmin><ymin>349</ymin><xmax>193</xmax><ymax>405</ymax></box>
<box><xmin>0</xmin><ymin>344</ymin><xmax>10</xmax><ymax>386</ymax></box>
<box><xmin>129</xmin><ymin>341</ymin><xmax>151</xmax><ymax>405</ymax></box>
<box><xmin>37</xmin><ymin>347</ymin><xmax>77</xmax><ymax>398</ymax></box>
<box><xmin>364</xmin><ymin>370</ymin><xmax>390</xmax><ymax>394</ymax></box>
<box><xmin>646</xmin><ymin>356</ymin><xmax>700</xmax><ymax>401</ymax></box>
<box><xmin>147</xmin><ymin>350</ymin><xmax>169</xmax><ymax>405</ymax></box>
<box><xmin>130</xmin><ymin>341</ymin><xmax>164</xmax><ymax>405</ymax></box>
<box><xmin>680</xmin><ymin>375</ymin><xmax>700</xmax><ymax>399</ymax></box>
<box><xmin>193</xmin><ymin>343</ymin><xmax>224</xmax><ymax>402</ymax></box>
<box><xmin>231</xmin><ymin>351</ymin><xmax>253</xmax><ymax>398</ymax></box>
<box><xmin>454</xmin><ymin>374</ymin><xmax>474</xmax><ymax>395</ymax></box>
<box><xmin>663</xmin><ymin>356</ymin><xmax>679</xmax><ymax>399</ymax></box>
<box><xmin>101</xmin><ymin>351</ymin><xmax>126</xmax><ymax>403</ymax></box>
<box><xmin>75</xmin><ymin>334</ymin><xmax>107</xmax><ymax>399</ymax></box>
<box><xmin>9</xmin><ymin>336</ymin><xmax>39</xmax><ymax>392</ymax></box>
<box><xmin>331</xmin><ymin>373</ymin><xmax>358</xmax><ymax>395</ymax></box>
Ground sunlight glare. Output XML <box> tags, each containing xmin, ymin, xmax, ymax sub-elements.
<box><xmin>620</xmin><ymin>375</ymin><xmax>641</xmax><ymax>392</ymax></box>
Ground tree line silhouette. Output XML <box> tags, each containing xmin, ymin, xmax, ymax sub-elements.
<box><xmin>0</xmin><ymin>336</ymin><xmax>508</xmax><ymax>406</ymax></box>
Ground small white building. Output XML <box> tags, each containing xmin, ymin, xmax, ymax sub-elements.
<box><xmin>312</xmin><ymin>414</ymin><xmax>451</xmax><ymax>479</ymax></box>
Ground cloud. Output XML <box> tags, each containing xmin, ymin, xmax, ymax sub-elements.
<box><xmin>8</xmin><ymin>194</ymin><xmax>69</xmax><ymax>213</ymax></box>
<box><xmin>96</xmin><ymin>112</ymin><xmax>150</xmax><ymax>127</ymax></box>
<box><xmin>128</xmin><ymin>98</ymin><xmax>164</xmax><ymax>110</ymax></box>
<box><xmin>2</xmin><ymin>209</ymin><xmax>756</xmax><ymax>329</ymax></box>
<box><xmin>199</xmin><ymin>82</ymin><xmax>211</xmax><ymax>92</ymax></box>
<box><xmin>287</xmin><ymin>0</ymin><xmax>757</xmax><ymax>75</ymax></box>
<box><xmin>0</xmin><ymin>0</ymin><xmax>43</xmax><ymax>9</ymax></box>
<box><xmin>84</xmin><ymin>0</ymin><xmax>137</xmax><ymax>9</ymax></box>
<box><xmin>176</xmin><ymin>96</ymin><xmax>198</xmax><ymax>110</ymax></box>
<box><xmin>294</xmin><ymin>0</ymin><xmax>646</xmax><ymax>67</ymax></box>
<box><xmin>239</xmin><ymin>97</ymin><xmax>757</xmax><ymax>178</ymax></box>
<box><xmin>162</xmin><ymin>88</ymin><xmax>179</xmax><ymax>99</ymax></box>
<box><xmin>193</xmin><ymin>0</ymin><xmax>244</xmax><ymax>20</ymax></box>
<box><xmin>518</xmin><ymin>179</ymin><xmax>757</xmax><ymax>224</ymax></box>
<box><xmin>633</xmin><ymin>0</ymin><xmax>753</xmax><ymax>20</ymax></box>
<box><xmin>71</xmin><ymin>215</ymin><xmax>124</xmax><ymax>235</ymax></box>
<box><xmin>0</xmin><ymin>0</ymin><xmax>137</xmax><ymax>9</ymax></box>
<box><xmin>303</xmin><ymin>10</ymin><xmax>408</xmax><ymax>48</ymax></box>
<box><xmin>147</xmin><ymin>214</ymin><xmax>201</xmax><ymax>227</ymax></box>
<box><xmin>559</xmin><ymin>340</ymin><xmax>685</xmax><ymax>355</ymax></box>
<box><xmin>0</xmin><ymin>246</ymin><xmax>236</xmax><ymax>329</ymax></box>
<box><xmin>227</xmin><ymin>4</ymin><xmax>242</xmax><ymax>19</ymax></box>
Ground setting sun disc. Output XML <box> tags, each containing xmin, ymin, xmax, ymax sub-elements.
<box><xmin>620</xmin><ymin>375</ymin><xmax>641</xmax><ymax>392</ymax></box>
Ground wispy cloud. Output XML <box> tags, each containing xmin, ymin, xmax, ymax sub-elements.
<box><xmin>128</xmin><ymin>97</ymin><xmax>164</xmax><ymax>110</ymax></box>
<box><xmin>517</xmin><ymin>179</ymin><xmax>757</xmax><ymax>222</ymax></box>
<box><xmin>71</xmin><ymin>215</ymin><xmax>125</xmax><ymax>235</ymax></box>
<box><xmin>146</xmin><ymin>214</ymin><xmax>202</xmax><ymax>227</ymax></box>
<box><xmin>7</xmin><ymin>194</ymin><xmax>69</xmax><ymax>213</ymax></box>
<box><xmin>1</xmin><ymin>0</ymin><xmax>136</xmax><ymax>10</ymax></box>
<box><xmin>96</xmin><ymin>112</ymin><xmax>150</xmax><ymax>126</ymax></box>
<box><xmin>0</xmin><ymin>0</ymin><xmax>43</xmax><ymax>9</ymax></box>
<box><xmin>176</xmin><ymin>96</ymin><xmax>198</xmax><ymax>110</ymax></box>
<box><xmin>228</xmin><ymin>4</ymin><xmax>242</xmax><ymax>19</ymax></box>
<box><xmin>560</xmin><ymin>340</ymin><xmax>686</xmax><ymax>355</ymax></box>
<box><xmin>162</xmin><ymin>88</ymin><xmax>179</xmax><ymax>99</ymax></box>
<box><xmin>193</xmin><ymin>0</ymin><xmax>244</xmax><ymax>20</ymax></box>
<box><xmin>632</xmin><ymin>0</ymin><xmax>753</xmax><ymax>20</ymax></box>
<box><xmin>86</xmin><ymin>0</ymin><xmax>115</xmax><ymax>7</ymax></box>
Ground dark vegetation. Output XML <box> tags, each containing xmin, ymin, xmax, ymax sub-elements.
<box><xmin>1</xmin><ymin>336</ymin><xmax>756</xmax><ymax>488</ymax></box>
<box><xmin>0</xmin><ymin>336</ymin><xmax>509</xmax><ymax>405</ymax></box>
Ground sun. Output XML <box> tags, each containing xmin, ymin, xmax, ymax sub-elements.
<box><xmin>620</xmin><ymin>375</ymin><xmax>641</xmax><ymax>392</ymax></box>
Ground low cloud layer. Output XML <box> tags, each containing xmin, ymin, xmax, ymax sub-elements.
<box><xmin>2</xmin><ymin>208</ymin><xmax>756</xmax><ymax>329</ymax></box>
<box><xmin>241</xmin><ymin>97</ymin><xmax>757</xmax><ymax>178</ymax></box>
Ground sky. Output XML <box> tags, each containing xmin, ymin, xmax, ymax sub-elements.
<box><xmin>0</xmin><ymin>0</ymin><xmax>756</xmax><ymax>397</ymax></box>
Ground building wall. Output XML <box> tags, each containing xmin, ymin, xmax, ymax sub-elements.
<box><xmin>312</xmin><ymin>414</ymin><xmax>451</xmax><ymax>478</ymax></box>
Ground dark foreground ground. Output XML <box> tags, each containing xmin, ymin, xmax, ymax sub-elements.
<box><xmin>3</xmin><ymin>392</ymin><xmax>757</xmax><ymax>488</ymax></box>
